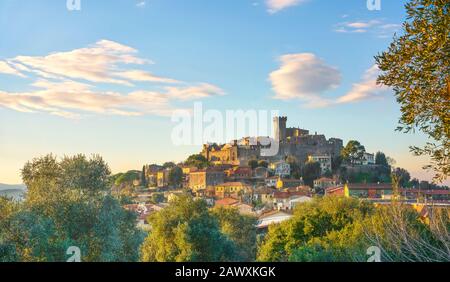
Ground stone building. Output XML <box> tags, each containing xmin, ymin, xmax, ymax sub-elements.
<box><xmin>188</xmin><ymin>169</ymin><xmax>225</xmax><ymax>192</ymax></box>
<box><xmin>201</xmin><ymin>116</ymin><xmax>343</xmax><ymax>167</ymax></box>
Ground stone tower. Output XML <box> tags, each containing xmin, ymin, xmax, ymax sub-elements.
<box><xmin>273</xmin><ymin>116</ymin><xmax>287</xmax><ymax>142</ymax></box>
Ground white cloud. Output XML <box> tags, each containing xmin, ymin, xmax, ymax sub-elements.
<box><xmin>0</xmin><ymin>61</ymin><xmax>25</xmax><ymax>77</ymax></box>
<box><xmin>7</xmin><ymin>40</ymin><xmax>156</xmax><ymax>85</ymax></box>
<box><xmin>337</xmin><ymin>65</ymin><xmax>389</xmax><ymax>104</ymax></box>
<box><xmin>269</xmin><ymin>53</ymin><xmax>341</xmax><ymax>106</ymax></box>
<box><xmin>0</xmin><ymin>80</ymin><xmax>224</xmax><ymax>119</ymax></box>
<box><xmin>266</xmin><ymin>0</ymin><xmax>306</xmax><ymax>14</ymax></box>
<box><xmin>0</xmin><ymin>40</ymin><xmax>225</xmax><ymax>118</ymax></box>
<box><xmin>269</xmin><ymin>54</ymin><xmax>390</xmax><ymax>108</ymax></box>
<box><xmin>334</xmin><ymin>19</ymin><xmax>401</xmax><ymax>38</ymax></box>
<box><xmin>136</xmin><ymin>1</ymin><xmax>146</xmax><ymax>8</ymax></box>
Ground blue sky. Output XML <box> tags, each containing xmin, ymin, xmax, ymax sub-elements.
<box><xmin>0</xmin><ymin>0</ymin><xmax>446</xmax><ymax>185</ymax></box>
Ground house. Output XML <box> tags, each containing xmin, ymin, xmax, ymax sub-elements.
<box><xmin>276</xmin><ymin>178</ymin><xmax>304</xmax><ymax>189</ymax></box>
<box><xmin>254</xmin><ymin>167</ymin><xmax>270</xmax><ymax>179</ymax></box>
<box><xmin>345</xmin><ymin>183</ymin><xmax>393</xmax><ymax>199</ymax></box>
<box><xmin>225</xmin><ymin>166</ymin><xmax>253</xmax><ymax>180</ymax></box>
<box><xmin>325</xmin><ymin>185</ymin><xmax>345</xmax><ymax>196</ymax></box>
<box><xmin>362</xmin><ymin>153</ymin><xmax>375</xmax><ymax>165</ymax></box>
<box><xmin>157</xmin><ymin>170</ymin><xmax>170</xmax><ymax>188</ymax></box>
<box><xmin>123</xmin><ymin>203</ymin><xmax>157</xmax><ymax>230</ymax></box>
<box><xmin>313</xmin><ymin>177</ymin><xmax>338</xmax><ymax>191</ymax></box>
<box><xmin>189</xmin><ymin>169</ymin><xmax>225</xmax><ymax>192</ymax></box>
<box><xmin>257</xmin><ymin>210</ymin><xmax>293</xmax><ymax>229</ymax></box>
<box><xmin>234</xmin><ymin>202</ymin><xmax>256</xmax><ymax>216</ymax></box>
<box><xmin>253</xmin><ymin>187</ymin><xmax>276</xmax><ymax>204</ymax></box>
<box><xmin>215</xmin><ymin>197</ymin><xmax>239</xmax><ymax>207</ymax></box>
<box><xmin>308</xmin><ymin>154</ymin><xmax>332</xmax><ymax>175</ymax></box>
<box><xmin>214</xmin><ymin>181</ymin><xmax>251</xmax><ymax>199</ymax></box>
<box><xmin>269</xmin><ymin>161</ymin><xmax>291</xmax><ymax>177</ymax></box>
<box><xmin>265</xmin><ymin>176</ymin><xmax>279</xmax><ymax>188</ymax></box>
<box><xmin>273</xmin><ymin>191</ymin><xmax>312</xmax><ymax>210</ymax></box>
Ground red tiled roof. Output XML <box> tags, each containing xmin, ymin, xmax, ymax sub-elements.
<box><xmin>215</xmin><ymin>198</ymin><xmax>239</xmax><ymax>206</ymax></box>
<box><xmin>217</xmin><ymin>182</ymin><xmax>248</xmax><ymax>187</ymax></box>
<box><xmin>347</xmin><ymin>183</ymin><xmax>392</xmax><ymax>190</ymax></box>
<box><xmin>274</xmin><ymin>190</ymin><xmax>310</xmax><ymax>199</ymax></box>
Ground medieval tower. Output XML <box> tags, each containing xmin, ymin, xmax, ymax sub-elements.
<box><xmin>273</xmin><ymin>116</ymin><xmax>287</xmax><ymax>142</ymax></box>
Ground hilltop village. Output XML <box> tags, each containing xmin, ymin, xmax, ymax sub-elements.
<box><xmin>113</xmin><ymin>117</ymin><xmax>450</xmax><ymax>230</ymax></box>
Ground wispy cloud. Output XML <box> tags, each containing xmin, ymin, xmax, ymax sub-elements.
<box><xmin>266</xmin><ymin>0</ymin><xmax>306</xmax><ymax>14</ymax></box>
<box><xmin>136</xmin><ymin>1</ymin><xmax>146</xmax><ymax>8</ymax></box>
<box><xmin>336</xmin><ymin>65</ymin><xmax>389</xmax><ymax>104</ymax></box>
<box><xmin>269</xmin><ymin>53</ymin><xmax>390</xmax><ymax>108</ymax></box>
<box><xmin>0</xmin><ymin>40</ymin><xmax>225</xmax><ymax>119</ymax></box>
<box><xmin>0</xmin><ymin>61</ymin><xmax>25</xmax><ymax>77</ymax></box>
<box><xmin>334</xmin><ymin>19</ymin><xmax>401</xmax><ymax>38</ymax></box>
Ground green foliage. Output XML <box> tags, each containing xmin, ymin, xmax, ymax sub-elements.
<box><xmin>341</xmin><ymin>140</ymin><xmax>366</xmax><ymax>165</ymax></box>
<box><xmin>151</xmin><ymin>193</ymin><xmax>165</xmax><ymax>204</ymax></box>
<box><xmin>163</xmin><ymin>162</ymin><xmax>177</xmax><ymax>169</ymax></box>
<box><xmin>141</xmin><ymin>166</ymin><xmax>147</xmax><ymax>188</ymax></box>
<box><xmin>140</xmin><ymin>196</ymin><xmax>241</xmax><ymax>262</ymax></box>
<box><xmin>0</xmin><ymin>154</ymin><xmax>145</xmax><ymax>262</ymax></box>
<box><xmin>302</xmin><ymin>161</ymin><xmax>321</xmax><ymax>187</ymax></box>
<box><xmin>168</xmin><ymin>166</ymin><xmax>183</xmax><ymax>187</ymax></box>
<box><xmin>185</xmin><ymin>154</ymin><xmax>209</xmax><ymax>169</ymax></box>
<box><xmin>286</xmin><ymin>155</ymin><xmax>302</xmax><ymax>179</ymax></box>
<box><xmin>258</xmin><ymin>160</ymin><xmax>269</xmax><ymax>168</ymax></box>
<box><xmin>392</xmin><ymin>167</ymin><xmax>411</xmax><ymax>187</ymax></box>
<box><xmin>375</xmin><ymin>152</ymin><xmax>388</xmax><ymax>166</ymax></box>
<box><xmin>211</xmin><ymin>206</ymin><xmax>258</xmax><ymax>261</ymax></box>
<box><xmin>257</xmin><ymin>196</ymin><xmax>374</xmax><ymax>262</ymax></box>
<box><xmin>114</xmin><ymin>170</ymin><xmax>140</xmax><ymax>187</ymax></box>
<box><xmin>375</xmin><ymin>0</ymin><xmax>450</xmax><ymax>182</ymax></box>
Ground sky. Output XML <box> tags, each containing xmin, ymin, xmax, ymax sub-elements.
<box><xmin>0</xmin><ymin>0</ymin><xmax>447</xmax><ymax>185</ymax></box>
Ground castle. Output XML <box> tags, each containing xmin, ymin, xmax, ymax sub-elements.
<box><xmin>201</xmin><ymin>116</ymin><xmax>343</xmax><ymax>166</ymax></box>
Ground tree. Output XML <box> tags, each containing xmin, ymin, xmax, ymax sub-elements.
<box><xmin>302</xmin><ymin>161</ymin><xmax>321</xmax><ymax>188</ymax></box>
<box><xmin>375</xmin><ymin>0</ymin><xmax>450</xmax><ymax>182</ymax></box>
<box><xmin>258</xmin><ymin>160</ymin><xmax>269</xmax><ymax>168</ymax></box>
<box><xmin>286</xmin><ymin>155</ymin><xmax>301</xmax><ymax>179</ymax></box>
<box><xmin>151</xmin><ymin>193</ymin><xmax>165</xmax><ymax>204</ymax></box>
<box><xmin>375</xmin><ymin>152</ymin><xmax>388</xmax><ymax>167</ymax></box>
<box><xmin>168</xmin><ymin>166</ymin><xmax>183</xmax><ymax>187</ymax></box>
<box><xmin>248</xmin><ymin>160</ymin><xmax>258</xmax><ymax>170</ymax></box>
<box><xmin>341</xmin><ymin>141</ymin><xmax>366</xmax><ymax>165</ymax></box>
<box><xmin>2</xmin><ymin>154</ymin><xmax>145</xmax><ymax>262</ymax></box>
<box><xmin>185</xmin><ymin>154</ymin><xmax>209</xmax><ymax>169</ymax></box>
<box><xmin>392</xmin><ymin>167</ymin><xmax>411</xmax><ymax>188</ymax></box>
<box><xmin>210</xmin><ymin>206</ymin><xmax>257</xmax><ymax>261</ymax></box>
<box><xmin>140</xmin><ymin>196</ymin><xmax>238</xmax><ymax>262</ymax></box>
<box><xmin>257</xmin><ymin>196</ymin><xmax>374</xmax><ymax>262</ymax></box>
<box><xmin>364</xmin><ymin>203</ymin><xmax>450</xmax><ymax>262</ymax></box>
<box><xmin>141</xmin><ymin>166</ymin><xmax>148</xmax><ymax>188</ymax></box>
<box><xmin>163</xmin><ymin>162</ymin><xmax>176</xmax><ymax>169</ymax></box>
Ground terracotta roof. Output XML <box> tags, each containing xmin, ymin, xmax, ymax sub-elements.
<box><xmin>326</xmin><ymin>185</ymin><xmax>345</xmax><ymax>193</ymax></box>
<box><xmin>216</xmin><ymin>182</ymin><xmax>248</xmax><ymax>187</ymax></box>
<box><xmin>274</xmin><ymin>191</ymin><xmax>310</xmax><ymax>199</ymax></box>
<box><xmin>347</xmin><ymin>183</ymin><xmax>392</xmax><ymax>190</ymax></box>
<box><xmin>259</xmin><ymin>210</ymin><xmax>292</xmax><ymax>219</ymax></box>
<box><xmin>215</xmin><ymin>198</ymin><xmax>239</xmax><ymax>206</ymax></box>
